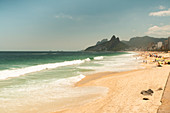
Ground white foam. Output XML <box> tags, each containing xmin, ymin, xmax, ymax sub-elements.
<box><xmin>0</xmin><ymin>74</ymin><xmax>108</xmax><ymax>113</ymax></box>
<box><xmin>78</xmin><ymin>52</ymin><xmax>144</xmax><ymax>74</ymax></box>
<box><xmin>84</xmin><ymin>58</ymin><xmax>91</xmax><ymax>62</ymax></box>
<box><xmin>52</xmin><ymin>74</ymin><xmax>85</xmax><ymax>87</ymax></box>
<box><xmin>0</xmin><ymin>59</ymin><xmax>90</xmax><ymax>80</ymax></box>
<box><xmin>94</xmin><ymin>56</ymin><xmax>104</xmax><ymax>60</ymax></box>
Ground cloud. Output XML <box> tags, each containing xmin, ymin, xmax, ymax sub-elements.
<box><xmin>55</xmin><ymin>14</ymin><xmax>73</xmax><ymax>19</ymax></box>
<box><xmin>159</xmin><ymin>5</ymin><xmax>165</xmax><ymax>10</ymax></box>
<box><xmin>146</xmin><ymin>25</ymin><xmax>170</xmax><ymax>37</ymax></box>
<box><xmin>149</xmin><ymin>9</ymin><xmax>170</xmax><ymax>16</ymax></box>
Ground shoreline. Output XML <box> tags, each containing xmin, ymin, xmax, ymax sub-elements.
<box><xmin>53</xmin><ymin>51</ymin><xmax>170</xmax><ymax>113</ymax></box>
<box><xmin>75</xmin><ymin>69</ymin><xmax>142</xmax><ymax>87</ymax></box>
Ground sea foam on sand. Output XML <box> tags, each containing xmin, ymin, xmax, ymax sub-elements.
<box><xmin>0</xmin><ymin>73</ymin><xmax>108</xmax><ymax>113</ymax></box>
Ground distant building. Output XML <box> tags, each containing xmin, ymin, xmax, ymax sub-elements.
<box><xmin>164</xmin><ymin>40</ymin><xmax>168</xmax><ymax>50</ymax></box>
<box><xmin>168</xmin><ymin>37</ymin><xmax>170</xmax><ymax>50</ymax></box>
<box><xmin>157</xmin><ymin>42</ymin><xmax>162</xmax><ymax>49</ymax></box>
<box><xmin>147</xmin><ymin>42</ymin><xmax>157</xmax><ymax>50</ymax></box>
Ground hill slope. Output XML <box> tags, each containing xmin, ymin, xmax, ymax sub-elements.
<box><xmin>85</xmin><ymin>35</ymin><xmax>128</xmax><ymax>51</ymax></box>
<box><xmin>123</xmin><ymin>36</ymin><xmax>167</xmax><ymax>49</ymax></box>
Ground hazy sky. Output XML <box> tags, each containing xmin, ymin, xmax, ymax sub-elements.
<box><xmin>0</xmin><ymin>0</ymin><xmax>170</xmax><ymax>51</ymax></box>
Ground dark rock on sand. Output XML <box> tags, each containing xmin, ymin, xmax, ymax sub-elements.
<box><xmin>143</xmin><ymin>98</ymin><xmax>149</xmax><ymax>100</ymax></box>
<box><xmin>157</xmin><ymin>88</ymin><xmax>163</xmax><ymax>91</ymax></box>
<box><xmin>147</xmin><ymin>89</ymin><xmax>154</xmax><ymax>93</ymax></box>
<box><xmin>141</xmin><ymin>90</ymin><xmax>152</xmax><ymax>96</ymax></box>
<box><xmin>141</xmin><ymin>89</ymin><xmax>154</xmax><ymax>96</ymax></box>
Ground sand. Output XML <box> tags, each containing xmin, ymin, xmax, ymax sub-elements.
<box><xmin>54</xmin><ymin>52</ymin><xmax>170</xmax><ymax>113</ymax></box>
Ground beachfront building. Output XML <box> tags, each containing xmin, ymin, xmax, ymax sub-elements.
<box><xmin>164</xmin><ymin>40</ymin><xmax>168</xmax><ymax>50</ymax></box>
<box><xmin>147</xmin><ymin>42</ymin><xmax>156</xmax><ymax>50</ymax></box>
<box><xmin>157</xmin><ymin>42</ymin><xmax>162</xmax><ymax>49</ymax></box>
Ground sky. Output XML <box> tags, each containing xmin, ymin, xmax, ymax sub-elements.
<box><xmin>0</xmin><ymin>0</ymin><xmax>170</xmax><ymax>51</ymax></box>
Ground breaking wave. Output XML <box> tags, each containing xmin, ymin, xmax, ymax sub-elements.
<box><xmin>93</xmin><ymin>56</ymin><xmax>104</xmax><ymax>60</ymax></box>
<box><xmin>0</xmin><ymin>58</ymin><xmax>91</xmax><ymax>80</ymax></box>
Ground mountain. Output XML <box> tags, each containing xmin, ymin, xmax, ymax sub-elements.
<box><xmin>96</xmin><ymin>39</ymin><xmax>108</xmax><ymax>45</ymax></box>
<box><xmin>122</xmin><ymin>36</ymin><xmax>167</xmax><ymax>50</ymax></box>
<box><xmin>85</xmin><ymin>35</ymin><xmax>167</xmax><ymax>51</ymax></box>
<box><xmin>85</xmin><ymin>35</ymin><xmax>128</xmax><ymax>51</ymax></box>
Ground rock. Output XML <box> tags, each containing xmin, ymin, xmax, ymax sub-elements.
<box><xmin>143</xmin><ymin>98</ymin><xmax>149</xmax><ymax>100</ymax></box>
<box><xmin>141</xmin><ymin>90</ymin><xmax>152</xmax><ymax>96</ymax></box>
<box><xmin>157</xmin><ymin>88</ymin><xmax>163</xmax><ymax>90</ymax></box>
<box><xmin>141</xmin><ymin>89</ymin><xmax>154</xmax><ymax>96</ymax></box>
<box><xmin>147</xmin><ymin>89</ymin><xmax>154</xmax><ymax>93</ymax></box>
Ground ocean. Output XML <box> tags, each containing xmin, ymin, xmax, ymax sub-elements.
<box><xmin>0</xmin><ymin>51</ymin><xmax>143</xmax><ymax>113</ymax></box>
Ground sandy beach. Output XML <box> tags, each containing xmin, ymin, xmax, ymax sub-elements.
<box><xmin>54</xmin><ymin>51</ymin><xmax>170</xmax><ymax>113</ymax></box>
<box><xmin>2</xmin><ymin>1</ymin><xmax>170</xmax><ymax>112</ymax></box>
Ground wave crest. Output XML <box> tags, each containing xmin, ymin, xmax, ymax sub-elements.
<box><xmin>0</xmin><ymin>59</ymin><xmax>90</xmax><ymax>80</ymax></box>
<box><xmin>94</xmin><ymin>56</ymin><xmax>104</xmax><ymax>60</ymax></box>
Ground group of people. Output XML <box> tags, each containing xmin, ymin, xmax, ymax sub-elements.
<box><xmin>148</xmin><ymin>53</ymin><xmax>170</xmax><ymax>67</ymax></box>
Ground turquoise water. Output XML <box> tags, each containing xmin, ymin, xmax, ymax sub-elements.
<box><xmin>0</xmin><ymin>51</ymin><xmax>124</xmax><ymax>70</ymax></box>
<box><xmin>0</xmin><ymin>51</ymin><xmax>142</xmax><ymax>113</ymax></box>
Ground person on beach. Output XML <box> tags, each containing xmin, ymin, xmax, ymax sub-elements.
<box><xmin>157</xmin><ymin>62</ymin><xmax>162</xmax><ymax>67</ymax></box>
